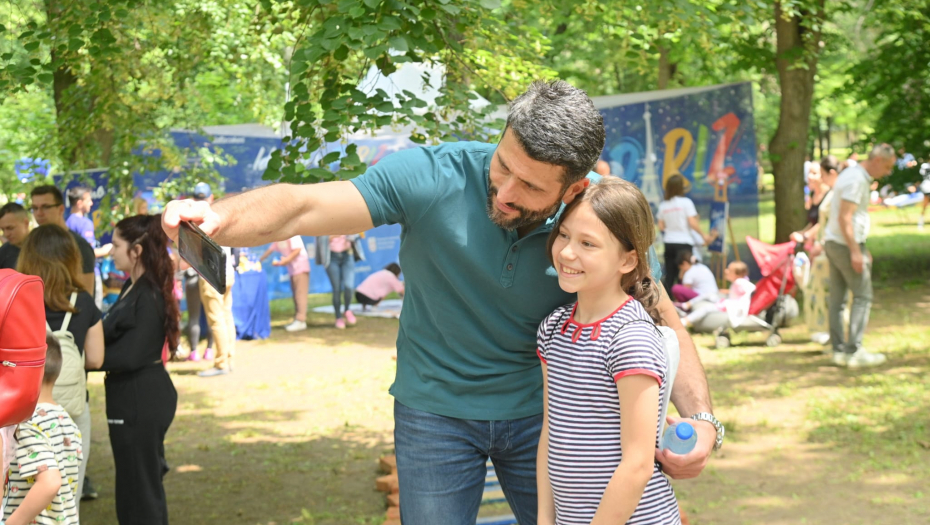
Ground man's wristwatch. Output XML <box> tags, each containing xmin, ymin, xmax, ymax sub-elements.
<box><xmin>690</xmin><ymin>412</ymin><xmax>725</xmax><ymax>451</ymax></box>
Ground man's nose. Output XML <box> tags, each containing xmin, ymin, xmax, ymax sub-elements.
<box><xmin>496</xmin><ymin>177</ymin><xmax>518</xmax><ymax>204</ymax></box>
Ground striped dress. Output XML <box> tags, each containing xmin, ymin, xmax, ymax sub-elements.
<box><xmin>537</xmin><ymin>299</ymin><xmax>681</xmax><ymax>525</ymax></box>
<box><xmin>3</xmin><ymin>403</ymin><xmax>82</xmax><ymax>525</ymax></box>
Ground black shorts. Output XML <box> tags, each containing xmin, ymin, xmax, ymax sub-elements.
<box><xmin>355</xmin><ymin>291</ymin><xmax>379</xmax><ymax>306</ymax></box>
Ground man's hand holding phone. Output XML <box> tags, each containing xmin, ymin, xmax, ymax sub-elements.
<box><xmin>162</xmin><ymin>199</ymin><xmax>222</xmax><ymax>244</ymax></box>
<box><xmin>164</xmin><ymin>199</ymin><xmax>228</xmax><ymax>294</ymax></box>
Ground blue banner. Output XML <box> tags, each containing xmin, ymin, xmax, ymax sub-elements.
<box><xmin>599</xmin><ymin>82</ymin><xmax>759</xmax><ymax>264</ymax></box>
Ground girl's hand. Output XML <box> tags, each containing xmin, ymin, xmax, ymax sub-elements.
<box><xmin>272</xmin><ymin>260</ymin><xmax>283</xmax><ymax>267</ymax></box>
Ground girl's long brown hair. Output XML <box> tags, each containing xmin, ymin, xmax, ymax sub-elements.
<box><xmin>547</xmin><ymin>177</ymin><xmax>664</xmax><ymax>324</ymax></box>
<box><xmin>17</xmin><ymin>224</ymin><xmax>85</xmax><ymax>313</ymax></box>
<box><xmin>115</xmin><ymin>214</ymin><xmax>181</xmax><ymax>358</ymax></box>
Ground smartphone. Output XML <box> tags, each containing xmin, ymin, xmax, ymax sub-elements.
<box><xmin>178</xmin><ymin>221</ymin><xmax>227</xmax><ymax>294</ymax></box>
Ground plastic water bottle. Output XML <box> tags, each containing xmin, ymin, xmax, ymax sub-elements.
<box><xmin>660</xmin><ymin>422</ymin><xmax>697</xmax><ymax>454</ymax></box>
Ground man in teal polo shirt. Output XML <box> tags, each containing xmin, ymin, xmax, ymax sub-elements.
<box><xmin>164</xmin><ymin>80</ymin><xmax>722</xmax><ymax>524</ymax></box>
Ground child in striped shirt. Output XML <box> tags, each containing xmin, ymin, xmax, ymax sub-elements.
<box><xmin>3</xmin><ymin>335</ymin><xmax>82</xmax><ymax>525</ymax></box>
<box><xmin>537</xmin><ymin>178</ymin><xmax>680</xmax><ymax>525</ymax></box>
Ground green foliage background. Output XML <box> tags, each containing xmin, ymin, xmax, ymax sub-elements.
<box><xmin>1</xmin><ymin>0</ymin><xmax>927</xmax><ymax>227</ymax></box>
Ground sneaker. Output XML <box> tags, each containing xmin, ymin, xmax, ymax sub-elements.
<box><xmin>335</xmin><ymin>318</ymin><xmax>346</xmax><ymax>330</ymax></box>
<box><xmin>846</xmin><ymin>350</ymin><xmax>887</xmax><ymax>368</ymax></box>
<box><xmin>198</xmin><ymin>367</ymin><xmax>230</xmax><ymax>378</ymax></box>
<box><xmin>186</xmin><ymin>349</ymin><xmax>201</xmax><ymax>362</ymax></box>
<box><xmin>81</xmin><ymin>476</ymin><xmax>99</xmax><ymax>501</ymax></box>
<box><xmin>285</xmin><ymin>320</ymin><xmax>308</xmax><ymax>332</ymax></box>
<box><xmin>832</xmin><ymin>352</ymin><xmax>850</xmax><ymax>367</ymax></box>
<box><xmin>203</xmin><ymin>347</ymin><xmax>214</xmax><ymax>361</ymax></box>
<box><xmin>811</xmin><ymin>332</ymin><xmax>830</xmax><ymax>345</ymax></box>
<box><xmin>345</xmin><ymin>310</ymin><xmax>357</xmax><ymax>326</ymax></box>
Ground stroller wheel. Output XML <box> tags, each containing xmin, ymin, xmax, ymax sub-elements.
<box><xmin>715</xmin><ymin>335</ymin><xmax>731</xmax><ymax>349</ymax></box>
<box><xmin>766</xmin><ymin>333</ymin><xmax>782</xmax><ymax>347</ymax></box>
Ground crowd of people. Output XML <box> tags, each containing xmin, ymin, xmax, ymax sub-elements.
<box><xmin>0</xmin><ymin>78</ymin><xmax>909</xmax><ymax>525</ymax></box>
<box><xmin>1</xmin><ymin>184</ymin><xmax>180</xmax><ymax>524</ymax></box>
<box><xmin>658</xmin><ymin>146</ymin><xmax>899</xmax><ymax>368</ymax></box>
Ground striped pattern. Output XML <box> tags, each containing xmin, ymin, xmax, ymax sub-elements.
<box><xmin>4</xmin><ymin>403</ymin><xmax>82</xmax><ymax>525</ymax></box>
<box><xmin>537</xmin><ymin>300</ymin><xmax>681</xmax><ymax>525</ymax></box>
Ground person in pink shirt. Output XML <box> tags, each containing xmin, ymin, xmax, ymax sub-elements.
<box><xmin>355</xmin><ymin>263</ymin><xmax>405</xmax><ymax>310</ymax></box>
<box><xmin>261</xmin><ymin>235</ymin><xmax>311</xmax><ymax>332</ymax></box>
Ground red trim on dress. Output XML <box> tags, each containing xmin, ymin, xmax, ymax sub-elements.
<box><xmin>613</xmin><ymin>368</ymin><xmax>662</xmax><ymax>386</ymax></box>
<box><xmin>560</xmin><ymin>297</ymin><xmax>634</xmax><ymax>343</ymax></box>
<box><xmin>537</xmin><ymin>348</ymin><xmax>547</xmax><ymax>363</ymax></box>
<box><xmin>567</xmin><ymin>297</ymin><xmax>633</xmax><ymax>328</ymax></box>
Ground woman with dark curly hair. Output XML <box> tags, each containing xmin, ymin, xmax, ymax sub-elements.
<box><xmin>99</xmin><ymin>214</ymin><xmax>179</xmax><ymax>525</ymax></box>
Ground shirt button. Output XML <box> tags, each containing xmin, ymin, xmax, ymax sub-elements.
<box><xmin>507</xmin><ymin>264</ymin><xmax>513</xmax><ymax>271</ymax></box>
<box><xmin>511</xmin><ymin>246</ymin><xmax>518</xmax><ymax>252</ymax></box>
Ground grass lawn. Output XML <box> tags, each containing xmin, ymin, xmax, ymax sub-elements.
<box><xmin>78</xmin><ymin>195</ymin><xmax>929</xmax><ymax>525</ymax></box>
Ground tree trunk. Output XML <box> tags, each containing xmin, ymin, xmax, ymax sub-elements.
<box><xmin>826</xmin><ymin>116</ymin><xmax>832</xmax><ymax>154</ymax></box>
<box><xmin>818</xmin><ymin>119</ymin><xmax>824</xmax><ymax>159</ymax></box>
<box><xmin>657</xmin><ymin>46</ymin><xmax>677</xmax><ymax>90</ymax></box>
<box><xmin>769</xmin><ymin>0</ymin><xmax>824</xmax><ymax>243</ymax></box>
<box><xmin>47</xmin><ymin>0</ymin><xmax>114</xmax><ymax>173</ymax></box>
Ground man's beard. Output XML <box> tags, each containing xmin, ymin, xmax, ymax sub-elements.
<box><xmin>486</xmin><ymin>183</ymin><xmax>562</xmax><ymax>231</ymax></box>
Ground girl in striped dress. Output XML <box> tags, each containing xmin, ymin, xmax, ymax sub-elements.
<box><xmin>537</xmin><ymin>178</ymin><xmax>680</xmax><ymax>525</ymax></box>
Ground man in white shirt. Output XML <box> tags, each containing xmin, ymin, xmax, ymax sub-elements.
<box><xmin>824</xmin><ymin>144</ymin><xmax>895</xmax><ymax>368</ymax></box>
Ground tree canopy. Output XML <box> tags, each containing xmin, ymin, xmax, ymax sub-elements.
<box><xmin>1</xmin><ymin>0</ymin><xmax>926</xmax><ymax>235</ymax></box>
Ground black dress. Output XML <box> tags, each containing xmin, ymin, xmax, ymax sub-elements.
<box><xmin>101</xmin><ymin>277</ymin><xmax>177</xmax><ymax>525</ymax></box>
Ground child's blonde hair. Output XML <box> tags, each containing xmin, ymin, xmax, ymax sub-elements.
<box><xmin>728</xmin><ymin>260</ymin><xmax>749</xmax><ymax>278</ymax></box>
<box><xmin>547</xmin><ymin>178</ymin><xmax>663</xmax><ymax>324</ymax></box>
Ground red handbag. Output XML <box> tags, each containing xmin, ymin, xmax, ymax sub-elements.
<box><xmin>0</xmin><ymin>269</ymin><xmax>47</xmax><ymax>427</ymax></box>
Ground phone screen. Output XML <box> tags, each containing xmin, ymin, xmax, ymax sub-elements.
<box><xmin>178</xmin><ymin>221</ymin><xmax>227</xmax><ymax>294</ymax></box>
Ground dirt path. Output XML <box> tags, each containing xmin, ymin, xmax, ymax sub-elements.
<box><xmin>80</xmin><ymin>315</ymin><xmax>400</xmax><ymax>525</ymax></box>
<box><xmin>78</xmin><ymin>285</ymin><xmax>930</xmax><ymax>524</ymax></box>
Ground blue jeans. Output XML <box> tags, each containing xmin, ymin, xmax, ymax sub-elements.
<box><xmin>393</xmin><ymin>400</ymin><xmax>541</xmax><ymax>525</ymax></box>
<box><xmin>325</xmin><ymin>251</ymin><xmax>355</xmax><ymax>318</ymax></box>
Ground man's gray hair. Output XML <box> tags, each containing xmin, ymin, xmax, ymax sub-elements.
<box><xmin>506</xmin><ymin>80</ymin><xmax>605</xmax><ymax>185</ymax></box>
<box><xmin>869</xmin><ymin>143</ymin><xmax>896</xmax><ymax>160</ymax></box>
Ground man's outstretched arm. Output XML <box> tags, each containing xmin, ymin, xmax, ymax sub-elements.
<box><xmin>162</xmin><ymin>181</ymin><xmax>374</xmax><ymax>247</ymax></box>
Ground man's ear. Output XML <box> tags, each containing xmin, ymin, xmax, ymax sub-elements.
<box><xmin>562</xmin><ymin>178</ymin><xmax>590</xmax><ymax>205</ymax></box>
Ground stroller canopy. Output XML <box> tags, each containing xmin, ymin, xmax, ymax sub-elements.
<box><xmin>746</xmin><ymin>236</ymin><xmax>797</xmax><ymax>277</ymax></box>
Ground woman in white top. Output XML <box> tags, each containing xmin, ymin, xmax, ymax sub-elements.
<box><xmin>657</xmin><ymin>173</ymin><xmax>716</xmax><ymax>294</ymax></box>
<box><xmin>673</xmin><ymin>251</ymin><xmax>719</xmax><ymax>307</ymax></box>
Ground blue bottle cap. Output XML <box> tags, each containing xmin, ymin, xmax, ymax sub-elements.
<box><xmin>675</xmin><ymin>422</ymin><xmax>694</xmax><ymax>440</ymax></box>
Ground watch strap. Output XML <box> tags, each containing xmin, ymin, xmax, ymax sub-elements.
<box><xmin>690</xmin><ymin>412</ymin><xmax>725</xmax><ymax>451</ymax></box>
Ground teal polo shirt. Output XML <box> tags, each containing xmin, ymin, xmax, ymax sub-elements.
<box><xmin>352</xmin><ymin>141</ymin><xmax>659</xmax><ymax>420</ymax></box>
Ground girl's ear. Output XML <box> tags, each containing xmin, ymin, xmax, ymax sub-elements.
<box><xmin>618</xmin><ymin>249</ymin><xmax>638</xmax><ymax>275</ymax></box>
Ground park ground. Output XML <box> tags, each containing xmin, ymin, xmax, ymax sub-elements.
<box><xmin>80</xmin><ymin>198</ymin><xmax>930</xmax><ymax>525</ymax></box>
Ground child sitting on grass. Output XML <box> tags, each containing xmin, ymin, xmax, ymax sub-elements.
<box><xmin>3</xmin><ymin>335</ymin><xmax>82</xmax><ymax>525</ymax></box>
<box><xmin>682</xmin><ymin>261</ymin><xmax>755</xmax><ymax>329</ymax></box>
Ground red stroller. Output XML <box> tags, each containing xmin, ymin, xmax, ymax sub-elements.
<box><xmin>690</xmin><ymin>237</ymin><xmax>800</xmax><ymax>349</ymax></box>
<box><xmin>744</xmin><ymin>236</ymin><xmax>800</xmax><ymax>346</ymax></box>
